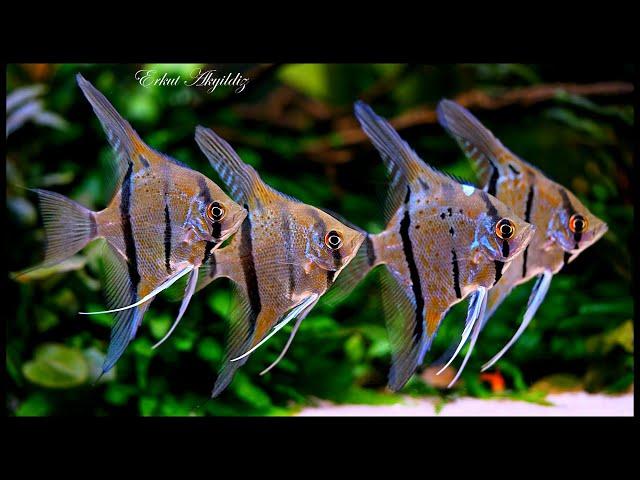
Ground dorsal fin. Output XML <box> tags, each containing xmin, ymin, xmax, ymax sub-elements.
<box><xmin>195</xmin><ymin>126</ymin><xmax>276</xmax><ymax>208</ymax></box>
<box><xmin>354</xmin><ymin>101</ymin><xmax>459</xmax><ymax>220</ymax></box>
<box><xmin>76</xmin><ymin>74</ymin><xmax>149</xmax><ymax>177</ymax></box>
<box><xmin>437</xmin><ymin>99</ymin><xmax>519</xmax><ymax>189</ymax></box>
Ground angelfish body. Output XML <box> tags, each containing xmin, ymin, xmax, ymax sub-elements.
<box><xmin>194</xmin><ymin>126</ymin><xmax>365</xmax><ymax>397</ymax></box>
<box><xmin>331</xmin><ymin>102</ymin><xmax>535</xmax><ymax>391</ymax></box>
<box><xmin>437</xmin><ymin>99</ymin><xmax>608</xmax><ymax>370</ymax></box>
<box><xmin>28</xmin><ymin>75</ymin><xmax>246</xmax><ymax>374</ymax></box>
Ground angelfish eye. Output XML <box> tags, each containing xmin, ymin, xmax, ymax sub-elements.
<box><xmin>495</xmin><ymin>218</ymin><xmax>516</xmax><ymax>240</ymax></box>
<box><xmin>324</xmin><ymin>230</ymin><xmax>343</xmax><ymax>250</ymax></box>
<box><xmin>569</xmin><ymin>214</ymin><xmax>587</xmax><ymax>234</ymax></box>
<box><xmin>207</xmin><ymin>202</ymin><xmax>226</xmax><ymax>222</ymax></box>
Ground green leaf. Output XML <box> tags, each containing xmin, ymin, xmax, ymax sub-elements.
<box><xmin>208</xmin><ymin>289</ymin><xmax>232</xmax><ymax>317</ymax></box>
<box><xmin>11</xmin><ymin>256</ymin><xmax>87</xmax><ymax>282</ymax></box>
<box><xmin>149</xmin><ymin>313</ymin><xmax>172</xmax><ymax>340</ymax></box>
<box><xmin>232</xmin><ymin>372</ymin><xmax>272</xmax><ymax>410</ymax></box>
<box><xmin>16</xmin><ymin>393</ymin><xmax>52</xmax><ymax>416</ymax></box>
<box><xmin>344</xmin><ymin>334</ymin><xmax>365</xmax><ymax>362</ymax></box>
<box><xmin>278</xmin><ymin>64</ymin><xmax>329</xmax><ymax>100</ymax></box>
<box><xmin>197</xmin><ymin>338</ymin><xmax>223</xmax><ymax>363</ymax></box>
<box><xmin>106</xmin><ymin>383</ymin><xmax>138</xmax><ymax>406</ymax></box>
<box><xmin>139</xmin><ymin>396</ymin><xmax>159</xmax><ymax>416</ymax></box>
<box><xmin>22</xmin><ymin>343</ymin><xmax>89</xmax><ymax>388</ymax></box>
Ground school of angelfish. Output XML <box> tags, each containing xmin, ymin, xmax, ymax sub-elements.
<box><xmin>21</xmin><ymin>74</ymin><xmax>608</xmax><ymax>397</ymax></box>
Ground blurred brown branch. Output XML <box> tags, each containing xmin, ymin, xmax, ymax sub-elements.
<box><xmin>304</xmin><ymin>81</ymin><xmax>634</xmax><ymax>164</ymax></box>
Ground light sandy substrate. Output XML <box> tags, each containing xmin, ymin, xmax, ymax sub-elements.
<box><xmin>296</xmin><ymin>392</ymin><xmax>634</xmax><ymax>416</ymax></box>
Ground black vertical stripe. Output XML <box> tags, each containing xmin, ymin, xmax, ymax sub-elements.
<box><xmin>558</xmin><ymin>188</ymin><xmax>581</xmax><ymax>248</ymax></box>
<box><xmin>451</xmin><ymin>249</ymin><xmax>462</xmax><ymax>299</ymax></box>
<box><xmin>399</xmin><ymin>186</ymin><xmax>425</xmax><ymax>341</ymax></box>
<box><xmin>164</xmin><ymin>204</ymin><xmax>172</xmax><ymax>274</ymax></box>
<box><xmin>365</xmin><ymin>234</ymin><xmax>376</xmax><ymax>267</ymax></box>
<box><xmin>202</xmin><ymin>240</ymin><xmax>217</xmax><ymax>264</ymax></box>
<box><xmin>208</xmin><ymin>252</ymin><xmax>217</xmax><ymax>278</ymax></box>
<box><xmin>198</xmin><ymin>176</ymin><xmax>212</xmax><ymax>203</ymax></box>
<box><xmin>120</xmin><ymin>161</ymin><xmax>140</xmax><ymax>299</ymax></box>
<box><xmin>332</xmin><ymin>249</ymin><xmax>342</xmax><ymax>270</ymax></box>
<box><xmin>501</xmin><ymin>239</ymin><xmax>510</xmax><ymax>257</ymax></box>
<box><xmin>326</xmin><ymin>270</ymin><xmax>336</xmax><ymax>289</ymax></box>
<box><xmin>563</xmin><ymin>251</ymin><xmax>571</xmax><ymax>267</ymax></box>
<box><xmin>200</xmin><ymin>175</ymin><xmax>220</xmax><ymax>265</ymax></box>
<box><xmin>212</xmin><ymin>222</ymin><xmax>221</xmax><ymax>239</ymax></box>
<box><xmin>281</xmin><ymin>212</ymin><xmax>295</xmax><ymax>297</ymax></box>
<box><xmin>89</xmin><ymin>212</ymin><xmax>97</xmax><ymax>238</ymax></box>
<box><xmin>494</xmin><ymin>260</ymin><xmax>504</xmax><ymax>285</ymax></box>
<box><xmin>479</xmin><ymin>191</ymin><xmax>499</xmax><ymax>221</ymax></box>
<box><xmin>522</xmin><ymin>185</ymin><xmax>535</xmax><ymax>278</ymax></box>
<box><xmin>239</xmin><ymin>206</ymin><xmax>261</xmax><ymax>336</ymax></box>
<box><xmin>558</xmin><ymin>188</ymin><xmax>576</xmax><ymax>215</ymax></box>
<box><xmin>522</xmin><ymin>248</ymin><xmax>529</xmax><ymax>278</ymax></box>
<box><xmin>487</xmin><ymin>165</ymin><xmax>499</xmax><ymax>196</ymax></box>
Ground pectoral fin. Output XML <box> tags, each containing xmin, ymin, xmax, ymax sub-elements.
<box><xmin>230</xmin><ymin>294</ymin><xmax>319</xmax><ymax>362</ymax></box>
<box><xmin>152</xmin><ymin>267</ymin><xmax>199</xmax><ymax>349</ymax></box>
<box><xmin>259</xmin><ymin>298</ymin><xmax>319</xmax><ymax>376</ymax></box>
<box><xmin>436</xmin><ymin>287</ymin><xmax>488</xmax><ymax>376</ymax></box>
<box><xmin>481</xmin><ymin>271</ymin><xmax>553</xmax><ymax>372</ymax></box>
<box><xmin>79</xmin><ymin>265</ymin><xmax>194</xmax><ymax>315</ymax></box>
<box><xmin>446</xmin><ymin>287</ymin><xmax>488</xmax><ymax>388</ymax></box>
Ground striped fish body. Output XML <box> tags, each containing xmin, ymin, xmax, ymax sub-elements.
<box><xmin>437</xmin><ymin>100</ymin><xmax>608</xmax><ymax>320</ymax></box>
<box><xmin>368</xmin><ymin>180</ymin><xmax>530</xmax><ymax>338</ymax></box>
<box><xmin>94</xmin><ymin>148</ymin><xmax>245</xmax><ymax>300</ymax></box>
<box><xmin>195</xmin><ymin>126</ymin><xmax>365</xmax><ymax>397</ymax></box>
<box><xmin>27</xmin><ymin>75</ymin><xmax>247</xmax><ymax>374</ymax></box>
<box><xmin>205</xmin><ymin>199</ymin><xmax>359</xmax><ymax>340</ymax></box>
<box><xmin>437</xmin><ymin>99</ymin><xmax>608</xmax><ymax>368</ymax></box>
<box><xmin>335</xmin><ymin>101</ymin><xmax>535</xmax><ymax>391</ymax></box>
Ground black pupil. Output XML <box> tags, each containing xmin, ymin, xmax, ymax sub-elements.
<box><xmin>574</xmin><ymin>217</ymin><xmax>584</xmax><ymax>231</ymax></box>
<box><xmin>212</xmin><ymin>208</ymin><xmax>222</xmax><ymax>217</ymax></box>
<box><xmin>330</xmin><ymin>236</ymin><xmax>339</xmax><ymax>245</ymax></box>
<box><xmin>501</xmin><ymin>224</ymin><xmax>511</xmax><ymax>235</ymax></box>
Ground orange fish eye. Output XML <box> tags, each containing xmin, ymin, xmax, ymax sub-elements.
<box><xmin>569</xmin><ymin>214</ymin><xmax>587</xmax><ymax>233</ymax></box>
<box><xmin>207</xmin><ymin>202</ymin><xmax>226</xmax><ymax>222</ymax></box>
<box><xmin>495</xmin><ymin>218</ymin><xmax>515</xmax><ymax>240</ymax></box>
<box><xmin>324</xmin><ymin>230</ymin><xmax>343</xmax><ymax>250</ymax></box>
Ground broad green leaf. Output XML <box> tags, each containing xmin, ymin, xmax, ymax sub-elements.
<box><xmin>22</xmin><ymin>343</ymin><xmax>89</xmax><ymax>388</ymax></box>
<box><xmin>278</xmin><ymin>64</ymin><xmax>329</xmax><ymax>100</ymax></box>
<box><xmin>16</xmin><ymin>393</ymin><xmax>52</xmax><ymax>416</ymax></box>
<box><xmin>11</xmin><ymin>256</ymin><xmax>87</xmax><ymax>282</ymax></box>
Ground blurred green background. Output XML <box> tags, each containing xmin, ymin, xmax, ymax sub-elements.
<box><xmin>6</xmin><ymin>63</ymin><xmax>634</xmax><ymax>416</ymax></box>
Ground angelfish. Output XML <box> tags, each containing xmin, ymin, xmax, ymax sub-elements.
<box><xmin>330</xmin><ymin>101</ymin><xmax>535</xmax><ymax>391</ymax></box>
<box><xmin>193</xmin><ymin>126</ymin><xmax>366</xmax><ymax>397</ymax></box>
<box><xmin>437</xmin><ymin>99</ymin><xmax>608</xmax><ymax>371</ymax></box>
<box><xmin>24</xmin><ymin>74</ymin><xmax>247</xmax><ymax>375</ymax></box>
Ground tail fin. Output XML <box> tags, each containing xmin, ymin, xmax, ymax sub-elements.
<box><xmin>33</xmin><ymin>189</ymin><xmax>97</xmax><ymax>268</ymax></box>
